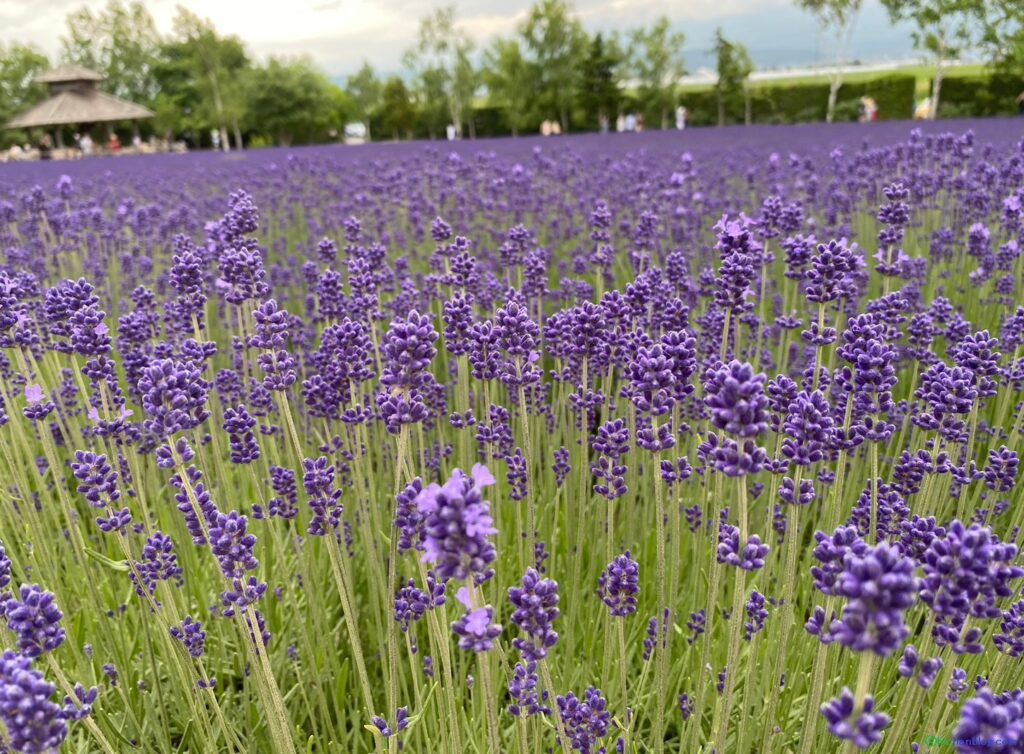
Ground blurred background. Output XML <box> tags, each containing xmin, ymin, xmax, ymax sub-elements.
<box><xmin>0</xmin><ymin>0</ymin><xmax>1022</xmax><ymax>156</ymax></box>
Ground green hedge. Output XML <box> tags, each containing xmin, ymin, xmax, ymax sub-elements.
<box><xmin>934</xmin><ymin>74</ymin><xmax>1022</xmax><ymax>118</ymax></box>
<box><xmin>676</xmin><ymin>73</ymin><xmax>917</xmax><ymax>127</ymax></box>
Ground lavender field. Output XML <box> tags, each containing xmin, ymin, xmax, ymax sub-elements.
<box><xmin>1</xmin><ymin>119</ymin><xmax>1023</xmax><ymax>754</ymax></box>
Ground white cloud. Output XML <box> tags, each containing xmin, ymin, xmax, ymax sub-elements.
<box><xmin>0</xmin><ymin>0</ymin><xmax>895</xmax><ymax>78</ymax></box>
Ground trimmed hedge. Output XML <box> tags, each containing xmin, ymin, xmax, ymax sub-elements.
<box><xmin>676</xmin><ymin>74</ymin><xmax>917</xmax><ymax>127</ymax></box>
<box><xmin>679</xmin><ymin>73</ymin><xmax>913</xmax><ymax>126</ymax></box>
<box><xmin>934</xmin><ymin>74</ymin><xmax>1023</xmax><ymax>118</ymax></box>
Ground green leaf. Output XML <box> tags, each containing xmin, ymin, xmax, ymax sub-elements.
<box><xmin>85</xmin><ymin>548</ymin><xmax>130</xmax><ymax>572</ymax></box>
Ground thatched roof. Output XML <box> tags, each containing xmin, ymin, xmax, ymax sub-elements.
<box><xmin>7</xmin><ymin>89</ymin><xmax>154</xmax><ymax>128</ymax></box>
<box><xmin>35</xmin><ymin>64</ymin><xmax>104</xmax><ymax>83</ymax></box>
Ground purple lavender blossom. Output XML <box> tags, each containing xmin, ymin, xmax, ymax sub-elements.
<box><xmin>597</xmin><ymin>551</ymin><xmax>640</xmax><ymax>618</ymax></box>
<box><xmin>0</xmin><ymin>650</ymin><xmax>69</xmax><ymax>753</ymax></box>
<box><xmin>416</xmin><ymin>464</ymin><xmax>497</xmax><ymax>581</ymax></box>
<box><xmin>556</xmin><ymin>687</ymin><xmax>612</xmax><ymax>754</ymax></box>
<box><xmin>820</xmin><ymin>688</ymin><xmax>891</xmax><ymax>749</ymax></box>
<box><xmin>3</xmin><ymin>585</ymin><xmax>65</xmax><ymax>658</ymax></box>
<box><xmin>508</xmin><ymin>568</ymin><xmax>560</xmax><ymax>661</ymax></box>
<box><xmin>451</xmin><ymin>587</ymin><xmax>501</xmax><ymax>652</ymax></box>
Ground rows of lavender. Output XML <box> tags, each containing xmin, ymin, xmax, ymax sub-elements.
<box><xmin>0</xmin><ymin>124</ymin><xmax>1023</xmax><ymax>753</ymax></box>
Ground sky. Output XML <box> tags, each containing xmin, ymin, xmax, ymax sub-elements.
<box><xmin>1</xmin><ymin>0</ymin><xmax>921</xmax><ymax>80</ymax></box>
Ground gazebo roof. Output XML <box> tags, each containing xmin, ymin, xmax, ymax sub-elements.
<box><xmin>7</xmin><ymin>89</ymin><xmax>154</xmax><ymax>128</ymax></box>
<box><xmin>35</xmin><ymin>64</ymin><xmax>105</xmax><ymax>84</ymax></box>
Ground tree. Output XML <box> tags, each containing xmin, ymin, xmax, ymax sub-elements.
<box><xmin>378</xmin><ymin>76</ymin><xmax>415</xmax><ymax>141</ymax></box>
<box><xmin>880</xmin><ymin>0</ymin><xmax>985</xmax><ymax>118</ymax></box>
<box><xmin>483</xmin><ymin>38</ymin><xmax>531</xmax><ymax>136</ymax></box>
<box><xmin>714</xmin><ymin>29</ymin><xmax>753</xmax><ymax>127</ymax></box>
<box><xmin>61</xmin><ymin>0</ymin><xmax>160</xmax><ymax>105</ymax></box>
<box><xmin>403</xmin><ymin>6</ymin><xmax>475</xmax><ymax>137</ymax></box>
<box><xmin>577</xmin><ymin>33</ymin><xmax>623</xmax><ymax>131</ymax></box>
<box><xmin>244</xmin><ymin>57</ymin><xmax>342</xmax><ymax>146</ymax></box>
<box><xmin>0</xmin><ymin>43</ymin><xmax>49</xmax><ymax>146</ymax></box>
<box><xmin>981</xmin><ymin>0</ymin><xmax>1024</xmax><ymax>80</ymax></box>
<box><xmin>453</xmin><ymin>43</ymin><xmax>478</xmax><ymax>137</ymax></box>
<box><xmin>520</xmin><ymin>0</ymin><xmax>587</xmax><ymax>132</ymax></box>
<box><xmin>415</xmin><ymin>66</ymin><xmax>451</xmax><ymax>139</ymax></box>
<box><xmin>796</xmin><ymin>0</ymin><xmax>862</xmax><ymax>123</ymax></box>
<box><xmin>347</xmin><ymin>62</ymin><xmax>382</xmax><ymax>140</ymax></box>
<box><xmin>628</xmin><ymin>17</ymin><xmax>685</xmax><ymax>129</ymax></box>
<box><xmin>150</xmin><ymin>39</ymin><xmax>203</xmax><ymax>143</ymax></box>
<box><xmin>168</xmin><ymin>8</ymin><xmax>250</xmax><ymax>151</ymax></box>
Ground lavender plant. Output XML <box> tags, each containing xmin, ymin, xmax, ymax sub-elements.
<box><xmin>0</xmin><ymin>122</ymin><xmax>1020</xmax><ymax>753</ymax></box>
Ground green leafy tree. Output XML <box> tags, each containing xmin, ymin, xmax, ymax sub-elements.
<box><xmin>714</xmin><ymin>29</ymin><xmax>753</xmax><ymax>126</ymax></box>
<box><xmin>796</xmin><ymin>0</ymin><xmax>863</xmax><ymax>123</ymax></box>
<box><xmin>577</xmin><ymin>33</ymin><xmax>623</xmax><ymax>131</ymax></box>
<box><xmin>60</xmin><ymin>0</ymin><xmax>160</xmax><ymax>105</ymax></box>
<box><xmin>0</xmin><ymin>43</ymin><xmax>49</xmax><ymax>146</ymax></box>
<box><xmin>453</xmin><ymin>43</ymin><xmax>478</xmax><ymax>137</ymax></box>
<box><xmin>150</xmin><ymin>39</ymin><xmax>202</xmax><ymax>143</ymax></box>
<box><xmin>628</xmin><ymin>17</ymin><xmax>685</xmax><ymax>129</ymax></box>
<box><xmin>415</xmin><ymin>66</ymin><xmax>451</xmax><ymax>138</ymax></box>
<box><xmin>167</xmin><ymin>8</ymin><xmax>250</xmax><ymax>151</ymax></box>
<box><xmin>403</xmin><ymin>6</ymin><xmax>475</xmax><ymax>137</ymax></box>
<box><xmin>981</xmin><ymin>0</ymin><xmax>1024</xmax><ymax>81</ymax></box>
<box><xmin>482</xmin><ymin>38</ymin><xmax>531</xmax><ymax>136</ymax></box>
<box><xmin>880</xmin><ymin>0</ymin><xmax>985</xmax><ymax>117</ymax></box>
<box><xmin>520</xmin><ymin>0</ymin><xmax>587</xmax><ymax>132</ymax></box>
<box><xmin>244</xmin><ymin>57</ymin><xmax>341</xmax><ymax>146</ymax></box>
<box><xmin>347</xmin><ymin>62</ymin><xmax>382</xmax><ymax>140</ymax></box>
<box><xmin>378</xmin><ymin>76</ymin><xmax>415</xmax><ymax>140</ymax></box>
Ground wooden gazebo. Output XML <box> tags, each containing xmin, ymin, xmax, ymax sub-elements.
<box><xmin>6</xmin><ymin>64</ymin><xmax>153</xmax><ymax>144</ymax></box>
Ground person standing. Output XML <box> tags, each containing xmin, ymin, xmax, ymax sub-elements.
<box><xmin>675</xmin><ymin>105</ymin><xmax>687</xmax><ymax>130</ymax></box>
<box><xmin>38</xmin><ymin>133</ymin><xmax>53</xmax><ymax>161</ymax></box>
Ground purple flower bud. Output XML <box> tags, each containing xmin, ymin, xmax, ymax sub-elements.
<box><xmin>4</xmin><ymin>585</ymin><xmax>65</xmax><ymax>658</ymax></box>
<box><xmin>820</xmin><ymin>687</ymin><xmax>891</xmax><ymax>749</ymax></box>
<box><xmin>598</xmin><ymin>552</ymin><xmax>640</xmax><ymax>618</ymax></box>
<box><xmin>508</xmin><ymin>568</ymin><xmax>560</xmax><ymax>661</ymax></box>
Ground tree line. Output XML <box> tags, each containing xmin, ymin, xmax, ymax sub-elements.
<box><xmin>1</xmin><ymin>0</ymin><xmax>1022</xmax><ymax>150</ymax></box>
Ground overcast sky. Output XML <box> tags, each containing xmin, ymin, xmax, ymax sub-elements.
<box><xmin>2</xmin><ymin>0</ymin><xmax>919</xmax><ymax>80</ymax></box>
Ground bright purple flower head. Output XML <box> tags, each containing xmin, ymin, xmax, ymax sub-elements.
<box><xmin>169</xmin><ymin>616</ymin><xmax>206</xmax><ymax>658</ymax></box>
<box><xmin>223</xmin><ymin>405</ymin><xmax>260</xmax><ymax>464</ymax></box>
<box><xmin>597</xmin><ymin>551</ymin><xmax>640</xmax><ymax>617</ymax></box>
<box><xmin>3</xmin><ymin>585</ymin><xmax>65</xmax><ymax>658</ymax></box>
<box><xmin>303</xmin><ymin>457</ymin><xmax>344</xmax><ymax>536</ymax></box>
<box><xmin>820</xmin><ymin>687</ymin><xmax>891</xmax><ymax>749</ymax></box>
<box><xmin>920</xmin><ymin>520</ymin><xmax>1024</xmax><ymax>648</ymax></box>
<box><xmin>138</xmin><ymin>358</ymin><xmax>211</xmax><ymax>438</ymax></box>
<box><xmin>953</xmin><ymin>689</ymin><xmax>1024</xmax><ymax>754</ymax></box>
<box><xmin>381</xmin><ymin>310</ymin><xmax>438</xmax><ymax>390</ymax></box>
<box><xmin>704</xmin><ymin>361</ymin><xmax>769</xmax><ymax>438</ymax></box>
<box><xmin>416</xmin><ymin>464</ymin><xmax>497</xmax><ymax>581</ymax></box>
<box><xmin>209</xmin><ymin>511</ymin><xmax>258</xmax><ymax>580</ymax></box>
<box><xmin>508</xmin><ymin>568</ymin><xmax>560</xmax><ymax>661</ymax></box>
<box><xmin>830</xmin><ymin>541</ymin><xmax>919</xmax><ymax>657</ymax></box>
<box><xmin>0</xmin><ymin>650</ymin><xmax>69</xmax><ymax>753</ymax></box>
<box><xmin>556</xmin><ymin>687</ymin><xmax>612</xmax><ymax>754</ymax></box>
<box><xmin>451</xmin><ymin>587</ymin><xmax>501</xmax><ymax>652</ymax></box>
<box><xmin>744</xmin><ymin>590</ymin><xmax>768</xmax><ymax>640</ymax></box>
<box><xmin>805</xmin><ymin>239</ymin><xmax>860</xmax><ymax>304</ymax></box>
